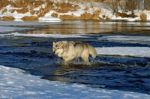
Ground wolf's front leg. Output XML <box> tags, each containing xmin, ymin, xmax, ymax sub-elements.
<box><xmin>63</xmin><ymin>57</ymin><xmax>74</xmax><ymax>65</ymax></box>
<box><xmin>84</xmin><ymin>60</ymin><xmax>90</xmax><ymax>65</ymax></box>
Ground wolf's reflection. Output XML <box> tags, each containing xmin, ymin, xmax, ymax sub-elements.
<box><xmin>42</xmin><ymin>63</ymin><xmax>99</xmax><ymax>82</ymax></box>
<box><xmin>53</xmin><ymin>41</ymin><xmax>97</xmax><ymax>65</ymax></box>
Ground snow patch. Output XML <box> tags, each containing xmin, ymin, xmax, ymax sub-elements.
<box><xmin>0</xmin><ymin>26</ymin><xmax>30</xmax><ymax>33</ymax></box>
<box><xmin>96</xmin><ymin>47</ymin><xmax>150</xmax><ymax>57</ymax></box>
<box><xmin>99</xmin><ymin>35</ymin><xmax>150</xmax><ymax>43</ymax></box>
<box><xmin>38</xmin><ymin>10</ymin><xmax>61</xmax><ymax>22</ymax></box>
<box><xmin>0</xmin><ymin>65</ymin><xmax>150</xmax><ymax>99</ymax></box>
<box><xmin>39</xmin><ymin>17</ymin><xmax>61</xmax><ymax>22</ymax></box>
<box><xmin>0</xmin><ymin>32</ymin><xmax>87</xmax><ymax>38</ymax></box>
<box><xmin>112</xmin><ymin>16</ymin><xmax>140</xmax><ymax>22</ymax></box>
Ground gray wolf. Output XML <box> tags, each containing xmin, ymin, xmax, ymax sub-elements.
<box><xmin>53</xmin><ymin>41</ymin><xmax>97</xmax><ymax>64</ymax></box>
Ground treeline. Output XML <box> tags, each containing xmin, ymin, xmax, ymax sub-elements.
<box><xmin>107</xmin><ymin>0</ymin><xmax>142</xmax><ymax>14</ymax></box>
<box><xmin>90</xmin><ymin>0</ymin><xmax>149</xmax><ymax>15</ymax></box>
<box><xmin>55</xmin><ymin>0</ymin><xmax>150</xmax><ymax>14</ymax></box>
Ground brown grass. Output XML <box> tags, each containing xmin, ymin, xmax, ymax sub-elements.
<box><xmin>11</xmin><ymin>0</ymin><xmax>29</xmax><ymax>8</ymax></box>
<box><xmin>116</xmin><ymin>12</ymin><xmax>137</xmax><ymax>18</ymax></box>
<box><xmin>140</xmin><ymin>13</ymin><xmax>147</xmax><ymax>22</ymax></box>
<box><xmin>80</xmin><ymin>10</ymin><xmax>100</xmax><ymax>20</ymax></box>
<box><xmin>37</xmin><ymin>1</ymin><xmax>53</xmax><ymax>17</ymax></box>
<box><xmin>55</xmin><ymin>3</ymin><xmax>79</xmax><ymax>13</ymax></box>
<box><xmin>80</xmin><ymin>12</ymin><xmax>93</xmax><ymax>20</ymax></box>
<box><xmin>59</xmin><ymin>15</ymin><xmax>79</xmax><ymax>20</ymax></box>
<box><xmin>51</xmin><ymin>12</ymin><xmax>59</xmax><ymax>18</ymax></box>
<box><xmin>92</xmin><ymin>9</ymin><xmax>101</xmax><ymax>20</ymax></box>
<box><xmin>0</xmin><ymin>0</ymin><xmax>10</xmax><ymax>10</ymax></box>
<box><xmin>0</xmin><ymin>0</ymin><xmax>104</xmax><ymax>21</ymax></box>
<box><xmin>59</xmin><ymin>9</ymin><xmax>101</xmax><ymax>21</ymax></box>
<box><xmin>10</xmin><ymin>0</ymin><xmax>53</xmax><ymax>17</ymax></box>
<box><xmin>21</xmin><ymin>16</ymin><xmax>39</xmax><ymax>21</ymax></box>
<box><xmin>0</xmin><ymin>16</ymin><xmax>15</xmax><ymax>21</ymax></box>
<box><xmin>16</xmin><ymin>8</ymin><xmax>28</xmax><ymax>14</ymax></box>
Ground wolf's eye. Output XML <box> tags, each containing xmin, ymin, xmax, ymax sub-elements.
<box><xmin>55</xmin><ymin>45</ymin><xmax>58</xmax><ymax>48</ymax></box>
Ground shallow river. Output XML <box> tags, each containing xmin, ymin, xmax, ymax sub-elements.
<box><xmin>0</xmin><ymin>21</ymin><xmax>150</xmax><ymax>94</ymax></box>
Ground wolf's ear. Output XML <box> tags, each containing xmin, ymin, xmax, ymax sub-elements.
<box><xmin>62</xmin><ymin>41</ymin><xmax>68</xmax><ymax>44</ymax></box>
<box><xmin>53</xmin><ymin>42</ymin><xmax>55</xmax><ymax>45</ymax></box>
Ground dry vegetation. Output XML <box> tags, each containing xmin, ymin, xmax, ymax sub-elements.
<box><xmin>51</xmin><ymin>12</ymin><xmax>59</xmax><ymax>17</ymax></box>
<box><xmin>0</xmin><ymin>0</ymin><xmax>129</xmax><ymax>21</ymax></box>
<box><xmin>80</xmin><ymin>10</ymin><xmax>101</xmax><ymax>20</ymax></box>
<box><xmin>59</xmin><ymin>9</ymin><xmax>101</xmax><ymax>21</ymax></box>
<box><xmin>37</xmin><ymin>1</ymin><xmax>53</xmax><ymax>17</ymax></box>
<box><xmin>140</xmin><ymin>13</ymin><xmax>147</xmax><ymax>22</ymax></box>
<box><xmin>116</xmin><ymin>12</ymin><xmax>137</xmax><ymax>18</ymax></box>
<box><xmin>0</xmin><ymin>0</ymin><xmax>150</xmax><ymax>21</ymax></box>
<box><xmin>55</xmin><ymin>3</ymin><xmax>79</xmax><ymax>13</ymax></box>
<box><xmin>0</xmin><ymin>16</ymin><xmax>15</xmax><ymax>21</ymax></box>
<box><xmin>59</xmin><ymin>15</ymin><xmax>79</xmax><ymax>20</ymax></box>
<box><xmin>15</xmin><ymin>8</ymin><xmax>28</xmax><ymax>14</ymax></box>
<box><xmin>0</xmin><ymin>0</ymin><xmax>10</xmax><ymax>10</ymax></box>
<box><xmin>0</xmin><ymin>0</ymin><xmax>81</xmax><ymax>21</ymax></box>
<box><xmin>21</xmin><ymin>16</ymin><xmax>39</xmax><ymax>21</ymax></box>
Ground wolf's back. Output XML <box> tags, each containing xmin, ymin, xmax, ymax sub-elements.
<box><xmin>88</xmin><ymin>45</ymin><xmax>97</xmax><ymax>58</ymax></box>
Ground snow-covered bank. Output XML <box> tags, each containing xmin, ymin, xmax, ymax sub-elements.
<box><xmin>0</xmin><ymin>27</ymin><xmax>22</xmax><ymax>32</ymax></box>
<box><xmin>1</xmin><ymin>0</ymin><xmax>150</xmax><ymax>22</ymax></box>
<box><xmin>96</xmin><ymin>47</ymin><xmax>150</xmax><ymax>58</ymax></box>
<box><xmin>0</xmin><ymin>26</ymin><xmax>28</xmax><ymax>33</ymax></box>
<box><xmin>0</xmin><ymin>32</ymin><xmax>87</xmax><ymax>38</ymax></box>
<box><xmin>0</xmin><ymin>65</ymin><xmax>150</xmax><ymax>99</ymax></box>
<box><xmin>39</xmin><ymin>17</ymin><xmax>61</xmax><ymax>22</ymax></box>
<box><xmin>99</xmin><ymin>35</ymin><xmax>150</xmax><ymax>42</ymax></box>
<box><xmin>99</xmin><ymin>35</ymin><xmax>150</xmax><ymax>45</ymax></box>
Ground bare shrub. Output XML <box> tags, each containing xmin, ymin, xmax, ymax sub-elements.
<box><xmin>0</xmin><ymin>16</ymin><xmax>15</xmax><ymax>21</ymax></box>
<box><xmin>21</xmin><ymin>16</ymin><xmax>39</xmax><ymax>21</ymax></box>
<box><xmin>140</xmin><ymin>12</ymin><xmax>147</xmax><ymax>22</ymax></box>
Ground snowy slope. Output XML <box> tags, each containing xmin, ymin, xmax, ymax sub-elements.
<box><xmin>1</xmin><ymin>0</ymin><xmax>150</xmax><ymax>22</ymax></box>
<box><xmin>0</xmin><ymin>0</ymin><xmax>135</xmax><ymax>22</ymax></box>
<box><xmin>2</xmin><ymin>32</ymin><xmax>87</xmax><ymax>38</ymax></box>
<box><xmin>0</xmin><ymin>65</ymin><xmax>150</xmax><ymax>99</ymax></box>
<box><xmin>0</xmin><ymin>26</ymin><xmax>30</xmax><ymax>33</ymax></box>
<box><xmin>99</xmin><ymin>35</ymin><xmax>150</xmax><ymax>42</ymax></box>
<box><xmin>96</xmin><ymin>47</ymin><xmax>150</xmax><ymax>58</ymax></box>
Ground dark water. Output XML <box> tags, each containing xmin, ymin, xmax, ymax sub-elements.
<box><xmin>0</xmin><ymin>21</ymin><xmax>150</xmax><ymax>94</ymax></box>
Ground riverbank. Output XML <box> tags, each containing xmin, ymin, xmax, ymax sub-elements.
<box><xmin>0</xmin><ymin>0</ymin><xmax>150</xmax><ymax>22</ymax></box>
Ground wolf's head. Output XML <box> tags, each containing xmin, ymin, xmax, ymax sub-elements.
<box><xmin>52</xmin><ymin>41</ymin><xmax>68</xmax><ymax>57</ymax></box>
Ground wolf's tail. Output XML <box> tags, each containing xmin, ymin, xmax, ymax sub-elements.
<box><xmin>88</xmin><ymin>45</ymin><xmax>97</xmax><ymax>58</ymax></box>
